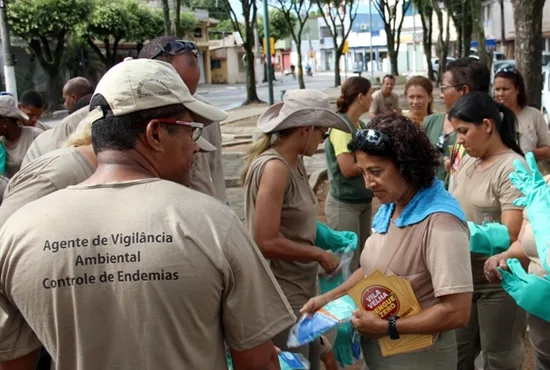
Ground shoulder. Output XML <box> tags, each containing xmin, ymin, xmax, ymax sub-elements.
<box><xmin>423</xmin><ymin>112</ymin><xmax>445</xmax><ymax>127</ymax></box>
<box><xmin>519</xmin><ymin>106</ymin><xmax>544</xmax><ymax>119</ymax></box>
<box><xmin>372</xmin><ymin>90</ymin><xmax>382</xmax><ymax>99</ymax></box>
<box><xmin>329</xmin><ymin>128</ymin><xmax>352</xmax><ymax>141</ymax></box>
<box><xmin>425</xmin><ymin>213</ymin><xmax>468</xmax><ymax>233</ymax></box>
<box><xmin>22</xmin><ymin>125</ymin><xmax>43</xmax><ymax>139</ymax></box>
<box><xmin>498</xmin><ymin>151</ymin><xmax>525</xmax><ymax>171</ymax></box>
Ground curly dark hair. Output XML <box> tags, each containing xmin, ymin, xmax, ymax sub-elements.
<box><xmin>348</xmin><ymin>112</ymin><xmax>440</xmax><ymax>190</ymax></box>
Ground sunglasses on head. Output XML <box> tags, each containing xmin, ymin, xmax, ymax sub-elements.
<box><xmin>151</xmin><ymin>40</ymin><xmax>199</xmax><ymax>60</ymax></box>
<box><xmin>496</xmin><ymin>65</ymin><xmax>517</xmax><ymax>75</ymax></box>
<box><xmin>355</xmin><ymin>129</ymin><xmax>391</xmax><ymax>147</ymax></box>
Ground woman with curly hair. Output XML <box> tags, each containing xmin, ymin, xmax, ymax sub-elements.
<box><xmin>301</xmin><ymin>113</ymin><xmax>473</xmax><ymax>369</ymax></box>
<box><xmin>449</xmin><ymin>92</ymin><xmax>527</xmax><ymax>370</ymax></box>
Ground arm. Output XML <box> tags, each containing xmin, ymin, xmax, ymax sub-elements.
<box><xmin>532</xmin><ymin>146</ymin><xmax>550</xmax><ymax>161</ymax></box>
<box><xmin>0</xmin><ymin>350</ymin><xmax>39</xmax><ymax>370</ymax></box>
<box><xmin>254</xmin><ymin>159</ymin><xmax>330</xmax><ymax>264</ymax></box>
<box><xmin>336</xmin><ymin>153</ymin><xmax>362</xmax><ymax>178</ymax></box>
<box><xmin>230</xmin><ymin>341</ymin><xmax>280</xmax><ymax>370</ymax></box>
<box><xmin>500</xmin><ymin>209</ymin><xmax>523</xmax><ymax>245</ymax></box>
<box><xmin>500</xmin><ymin>220</ymin><xmax>530</xmax><ymax>268</ymax></box>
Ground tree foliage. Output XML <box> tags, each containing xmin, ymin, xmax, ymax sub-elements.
<box><xmin>258</xmin><ymin>9</ymin><xmax>296</xmax><ymax>42</ymax></box>
<box><xmin>269</xmin><ymin>1</ymin><xmax>310</xmax><ymax>88</ymax></box>
<box><xmin>316</xmin><ymin>0</ymin><xmax>359</xmax><ymax>86</ymax></box>
<box><xmin>7</xmin><ymin>0</ymin><xmax>92</xmax><ymax>109</ymax></box>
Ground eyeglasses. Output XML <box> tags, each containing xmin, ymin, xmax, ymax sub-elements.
<box><xmin>151</xmin><ymin>40</ymin><xmax>199</xmax><ymax>60</ymax></box>
<box><xmin>156</xmin><ymin>118</ymin><xmax>204</xmax><ymax>141</ymax></box>
<box><xmin>355</xmin><ymin>129</ymin><xmax>391</xmax><ymax>146</ymax></box>
<box><xmin>438</xmin><ymin>84</ymin><xmax>463</xmax><ymax>93</ymax></box>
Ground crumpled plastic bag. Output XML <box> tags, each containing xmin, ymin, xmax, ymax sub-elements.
<box><xmin>287</xmin><ymin>295</ymin><xmax>357</xmax><ymax>348</ymax></box>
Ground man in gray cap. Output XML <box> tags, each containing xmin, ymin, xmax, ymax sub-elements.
<box><xmin>0</xmin><ymin>59</ymin><xmax>294</xmax><ymax>370</ymax></box>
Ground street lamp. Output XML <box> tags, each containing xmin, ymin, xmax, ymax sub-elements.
<box><xmin>0</xmin><ymin>0</ymin><xmax>17</xmax><ymax>97</ymax></box>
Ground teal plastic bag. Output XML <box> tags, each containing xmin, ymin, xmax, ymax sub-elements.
<box><xmin>499</xmin><ymin>258</ymin><xmax>550</xmax><ymax>322</ymax></box>
<box><xmin>510</xmin><ymin>152</ymin><xmax>550</xmax><ymax>273</ymax></box>
<box><xmin>468</xmin><ymin>221</ymin><xmax>510</xmax><ymax>256</ymax></box>
<box><xmin>0</xmin><ymin>142</ymin><xmax>6</xmax><ymax>176</ymax></box>
<box><xmin>287</xmin><ymin>295</ymin><xmax>357</xmax><ymax>348</ymax></box>
<box><xmin>315</xmin><ymin>222</ymin><xmax>362</xmax><ymax>367</ymax></box>
<box><xmin>226</xmin><ymin>350</ymin><xmax>310</xmax><ymax>370</ymax></box>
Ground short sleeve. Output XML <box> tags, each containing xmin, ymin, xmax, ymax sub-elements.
<box><xmin>329</xmin><ymin>129</ymin><xmax>353</xmax><ymax>156</ymax></box>
<box><xmin>221</xmin><ymin>219</ymin><xmax>296</xmax><ymax>351</ymax></box>
<box><xmin>497</xmin><ymin>157</ymin><xmax>525</xmax><ymax>211</ymax></box>
<box><xmin>423</xmin><ymin>214</ymin><xmax>473</xmax><ymax>298</ymax></box>
<box><xmin>0</xmin><ymin>293</ymin><xmax>41</xmax><ymax>361</ymax></box>
<box><xmin>534</xmin><ymin>110</ymin><xmax>550</xmax><ymax>147</ymax></box>
<box><xmin>369</xmin><ymin>92</ymin><xmax>379</xmax><ymax>113</ymax></box>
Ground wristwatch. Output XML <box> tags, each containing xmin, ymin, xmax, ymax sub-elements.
<box><xmin>388</xmin><ymin>315</ymin><xmax>400</xmax><ymax>340</ymax></box>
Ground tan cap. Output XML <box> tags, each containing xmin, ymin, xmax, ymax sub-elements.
<box><xmin>0</xmin><ymin>95</ymin><xmax>29</xmax><ymax>122</ymax></box>
<box><xmin>88</xmin><ymin>59</ymin><xmax>228</xmax><ymax>125</ymax></box>
<box><xmin>257</xmin><ymin>89</ymin><xmax>350</xmax><ymax>133</ymax></box>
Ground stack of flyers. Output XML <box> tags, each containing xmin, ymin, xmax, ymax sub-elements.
<box><xmin>347</xmin><ymin>270</ymin><xmax>433</xmax><ymax>357</ymax></box>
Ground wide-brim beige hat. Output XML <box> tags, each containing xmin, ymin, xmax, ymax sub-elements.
<box><xmin>257</xmin><ymin>89</ymin><xmax>350</xmax><ymax>133</ymax></box>
<box><xmin>0</xmin><ymin>95</ymin><xmax>29</xmax><ymax>122</ymax></box>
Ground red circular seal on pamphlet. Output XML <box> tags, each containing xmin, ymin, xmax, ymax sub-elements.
<box><xmin>361</xmin><ymin>285</ymin><xmax>400</xmax><ymax>320</ymax></box>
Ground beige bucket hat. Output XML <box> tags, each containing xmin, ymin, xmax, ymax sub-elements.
<box><xmin>257</xmin><ymin>89</ymin><xmax>350</xmax><ymax>133</ymax></box>
<box><xmin>0</xmin><ymin>95</ymin><xmax>29</xmax><ymax>122</ymax></box>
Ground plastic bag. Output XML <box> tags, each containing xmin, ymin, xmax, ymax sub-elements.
<box><xmin>226</xmin><ymin>350</ymin><xmax>310</xmax><ymax>370</ymax></box>
<box><xmin>287</xmin><ymin>295</ymin><xmax>357</xmax><ymax>348</ymax></box>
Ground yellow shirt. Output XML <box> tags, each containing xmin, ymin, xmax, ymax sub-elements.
<box><xmin>329</xmin><ymin>129</ymin><xmax>354</xmax><ymax>156</ymax></box>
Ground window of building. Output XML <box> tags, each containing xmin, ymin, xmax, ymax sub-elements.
<box><xmin>194</xmin><ymin>27</ymin><xmax>203</xmax><ymax>38</ymax></box>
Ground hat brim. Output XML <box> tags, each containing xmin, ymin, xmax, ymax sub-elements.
<box><xmin>257</xmin><ymin>104</ymin><xmax>351</xmax><ymax>133</ymax></box>
<box><xmin>184</xmin><ymin>98</ymin><xmax>228</xmax><ymax>125</ymax></box>
<box><xmin>196</xmin><ymin>136</ymin><xmax>216</xmax><ymax>152</ymax></box>
<box><xmin>9</xmin><ymin>107</ymin><xmax>29</xmax><ymax>122</ymax></box>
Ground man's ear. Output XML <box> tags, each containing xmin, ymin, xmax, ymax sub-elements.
<box><xmin>143</xmin><ymin>119</ymin><xmax>165</xmax><ymax>152</ymax></box>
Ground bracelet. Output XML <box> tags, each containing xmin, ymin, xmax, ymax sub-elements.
<box><xmin>388</xmin><ymin>315</ymin><xmax>400</xmax><ymax>340</ymax></box>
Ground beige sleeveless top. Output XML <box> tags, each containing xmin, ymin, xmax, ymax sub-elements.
<box><xmin>244</xmin><ymin>148</ymin><xmax>319</xmax><ymax>308</ymax></box>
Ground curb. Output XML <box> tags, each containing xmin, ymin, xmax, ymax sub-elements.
<box><xmin>222</xmin><ymin>139</ymin><xmax>253</xmax><ymax>148</ymax></box>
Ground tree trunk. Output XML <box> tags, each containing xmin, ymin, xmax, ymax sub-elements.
<box><xmin>297</xmin><ymin>47</ymin><xmax>305</xmax><ymax>89</ymax></box>
<box><xmin>243</xmin><ymin>26</ymin><xmax>262</xmax><ymax>104</ymax></box>
<box><xmin>511</xmin><ymin>0</ymin><xmax>546</xmax><ymax>109</ymax></box>
<box><xmin>173</xmin><ymin>0</ymin><xmax>182</xmax><ymax>36</ymax></box>
<box><xmin>472</xmin><ymin>0</ymin><xmax>489</xmax><ymax>66</ymax></box>
<box><xmin>500</xmin><ymin>0</ymin><xmax>506</xmax><ymax>54</ymax></box>
<box><xmin>161</xmin><ymin>0</ymin><xmax>171</xmax><ymax>36</ymax></box>
<box><xmin>462</xmin><ymin>2</ymin><xmax>473</xmax><ymax>57</ymax></box>
<box><xmin>334</xmin><ymin>44</ymin><xmax>342</xmax><ymax>87</ymax></box>
<box><xmin>44</xmin><ymin>68</ymin><xmax>64</xmax><ymax>111</ymax></box>
<box><xmin>419</xmin><ymin>5</ymin><xmax>435</xmax><ymax>81</ymax></box>
<box><xmin>384</xmin><ymin>24</ymin><xmax>399</xmax><ymax>76</ymax></box>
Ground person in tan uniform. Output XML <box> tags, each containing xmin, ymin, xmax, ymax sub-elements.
<box><xmin>368</xmin><ymin>75</ymin><xmax>401</xmax><ymax>119</ymax></box>
<box><xmin>0</xmin><ymin>59</ymin><xmax>294</xmax><ymax>370</ymax></box>
<box><xmin>21</xmin><ymin>105</ymin><xmax>89</xmax><ymax>167</ymax></box>
<box><xmin>493</xmin><ymin>66</ymin><xmax>550</xmax><ymax>160</ymax></box>
<box><xmin>302</xmin><ymin>113</ymin><xmax>473</xmax><ymax>369</ymax></box>
<box><xmin>0</xmin><ymin>95</ymin><xmax>42</xmax><ymax>178</ymax></box>
<box><xmin>62</xmin><ymin>77</ymin><xmax>93</xmax><ymax>114</ymax></box>
<box><xmin>139</xmin><ymin>36</ymin><xmax>227</xmax><ymax>201</ymax></box>
<box><xmin>241</xmin><ymin>89</ymin><xmax>351</xmax><ymax>370</ymax></box>
<box><xmin>449</xmin><ymin>92</ymin><xmax>527</xmax><ymax>370</ymax></box>
<box><xmin>18</xmin><ymin>90</ymin><xmax>49</xmax><ymax>131</ymax></box>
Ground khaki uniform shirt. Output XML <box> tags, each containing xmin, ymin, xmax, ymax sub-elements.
<box><xmin>245</xmin><ymin>148</ymin><xmax>319</xmax><ymax>308</ymax></box>
<box><xmin>516</xmin><ymin>106</ymin><xmax>550</xmax><ymax>154</ymax></box>
<box><xmin>22</xmin><ymin>106</ymin><xmax>89</xmax><ymax>167</ymax></box>
<box><xmin>0</xmin><ymin>126</ymin><xmax>42</xmax><ymax>178</ymax></box>
<box><xmin>0</xmin><ymin>147</ymin><xmax>94</xmax><ymax>227</ymax></box>
<box><xmin>369</xmin><ymin>90</ymin><xmax>400</xmax><ymax>115</ymax></box>
<box><xmin>0</xmin><ymin>178</ymin><xmax>295</xmax><ymax>368</ymax></box>
<box><xmin>452</xmin><ymin>152</ymin><xmax>524</xmax><ymax>284</ymax></box>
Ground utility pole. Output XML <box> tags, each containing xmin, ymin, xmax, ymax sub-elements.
<box><xmin>0</xmin><ymin>0</ymin><xmax>16</xmax><ymax>98</ymax></box>
<box><xmin>263</xmin><ymin>0</ymin><xmax>273</xmax><ymax>105</ymax></box>
<box><xmin>412</xmin><ymin>3</ymin><xmax>417</xmax><ymax>74</ymax></box>
<box><xmin>499</xmin><ymin>0</ymin><xmax>506</xmax><ymax>55</ymax></box>
<box><xmin>369</xmin><ymin>0</ymin><xmax>374</xmax><ymax>80</ymax></box>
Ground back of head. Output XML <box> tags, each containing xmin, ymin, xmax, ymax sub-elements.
<box><xmin>445</xmin><ymin>58</ymin><xmax>490</xmax><ymax>93</ymax></box>
<box><xmin>404</xmin><ymin>76</ymin><xmax>434</xmax><ymax>114</ymax></box>
<box><xmin>20</xmin><ymin>90</ymin><xmax>44</xmax><ymax>108</ymax></box>
<box><xmin>138</xmin><ymin>36</ymin><xmax>178</xmax><ymax>63</ymax></box>
<box><xmin>494</xmin><ymin>67</ymin><xmax>528</xmax><ymax>108</ymax></box>
<box><xmin>337</xmin><ymin>76</ymin><xmax>372</xmax><ymax>113</ymax></box>
<box><xmin>64</xmin><ymin>77</ymin><xmax>93</xmax><ymax>99</ymax></box>
<box><xmin>448</xmin><ymin>91</ymin><xmax>523</xmax><ymax>156</ymax></box>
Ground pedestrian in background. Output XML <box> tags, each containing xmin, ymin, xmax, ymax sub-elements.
<box><xmin>404</xmin><ymin>75</ymin><xmax>433</xmax><ymax>127</ymax></box>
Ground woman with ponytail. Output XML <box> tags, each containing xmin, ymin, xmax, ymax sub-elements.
<box><xmin>325</xmin><ymin>76</ymin><xmax>374</xmax><ymax>271</ymax></box>
<box><xmin>449</xmin><ymin>91</ymin><xmax>527</xmax><ymax>370</ymax></box>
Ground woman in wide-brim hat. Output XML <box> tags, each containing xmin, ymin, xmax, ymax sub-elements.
<box><xmin>241</xmin><ymin>89</ymin><xmax>351</xmax><ymax>370</ymax></box>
